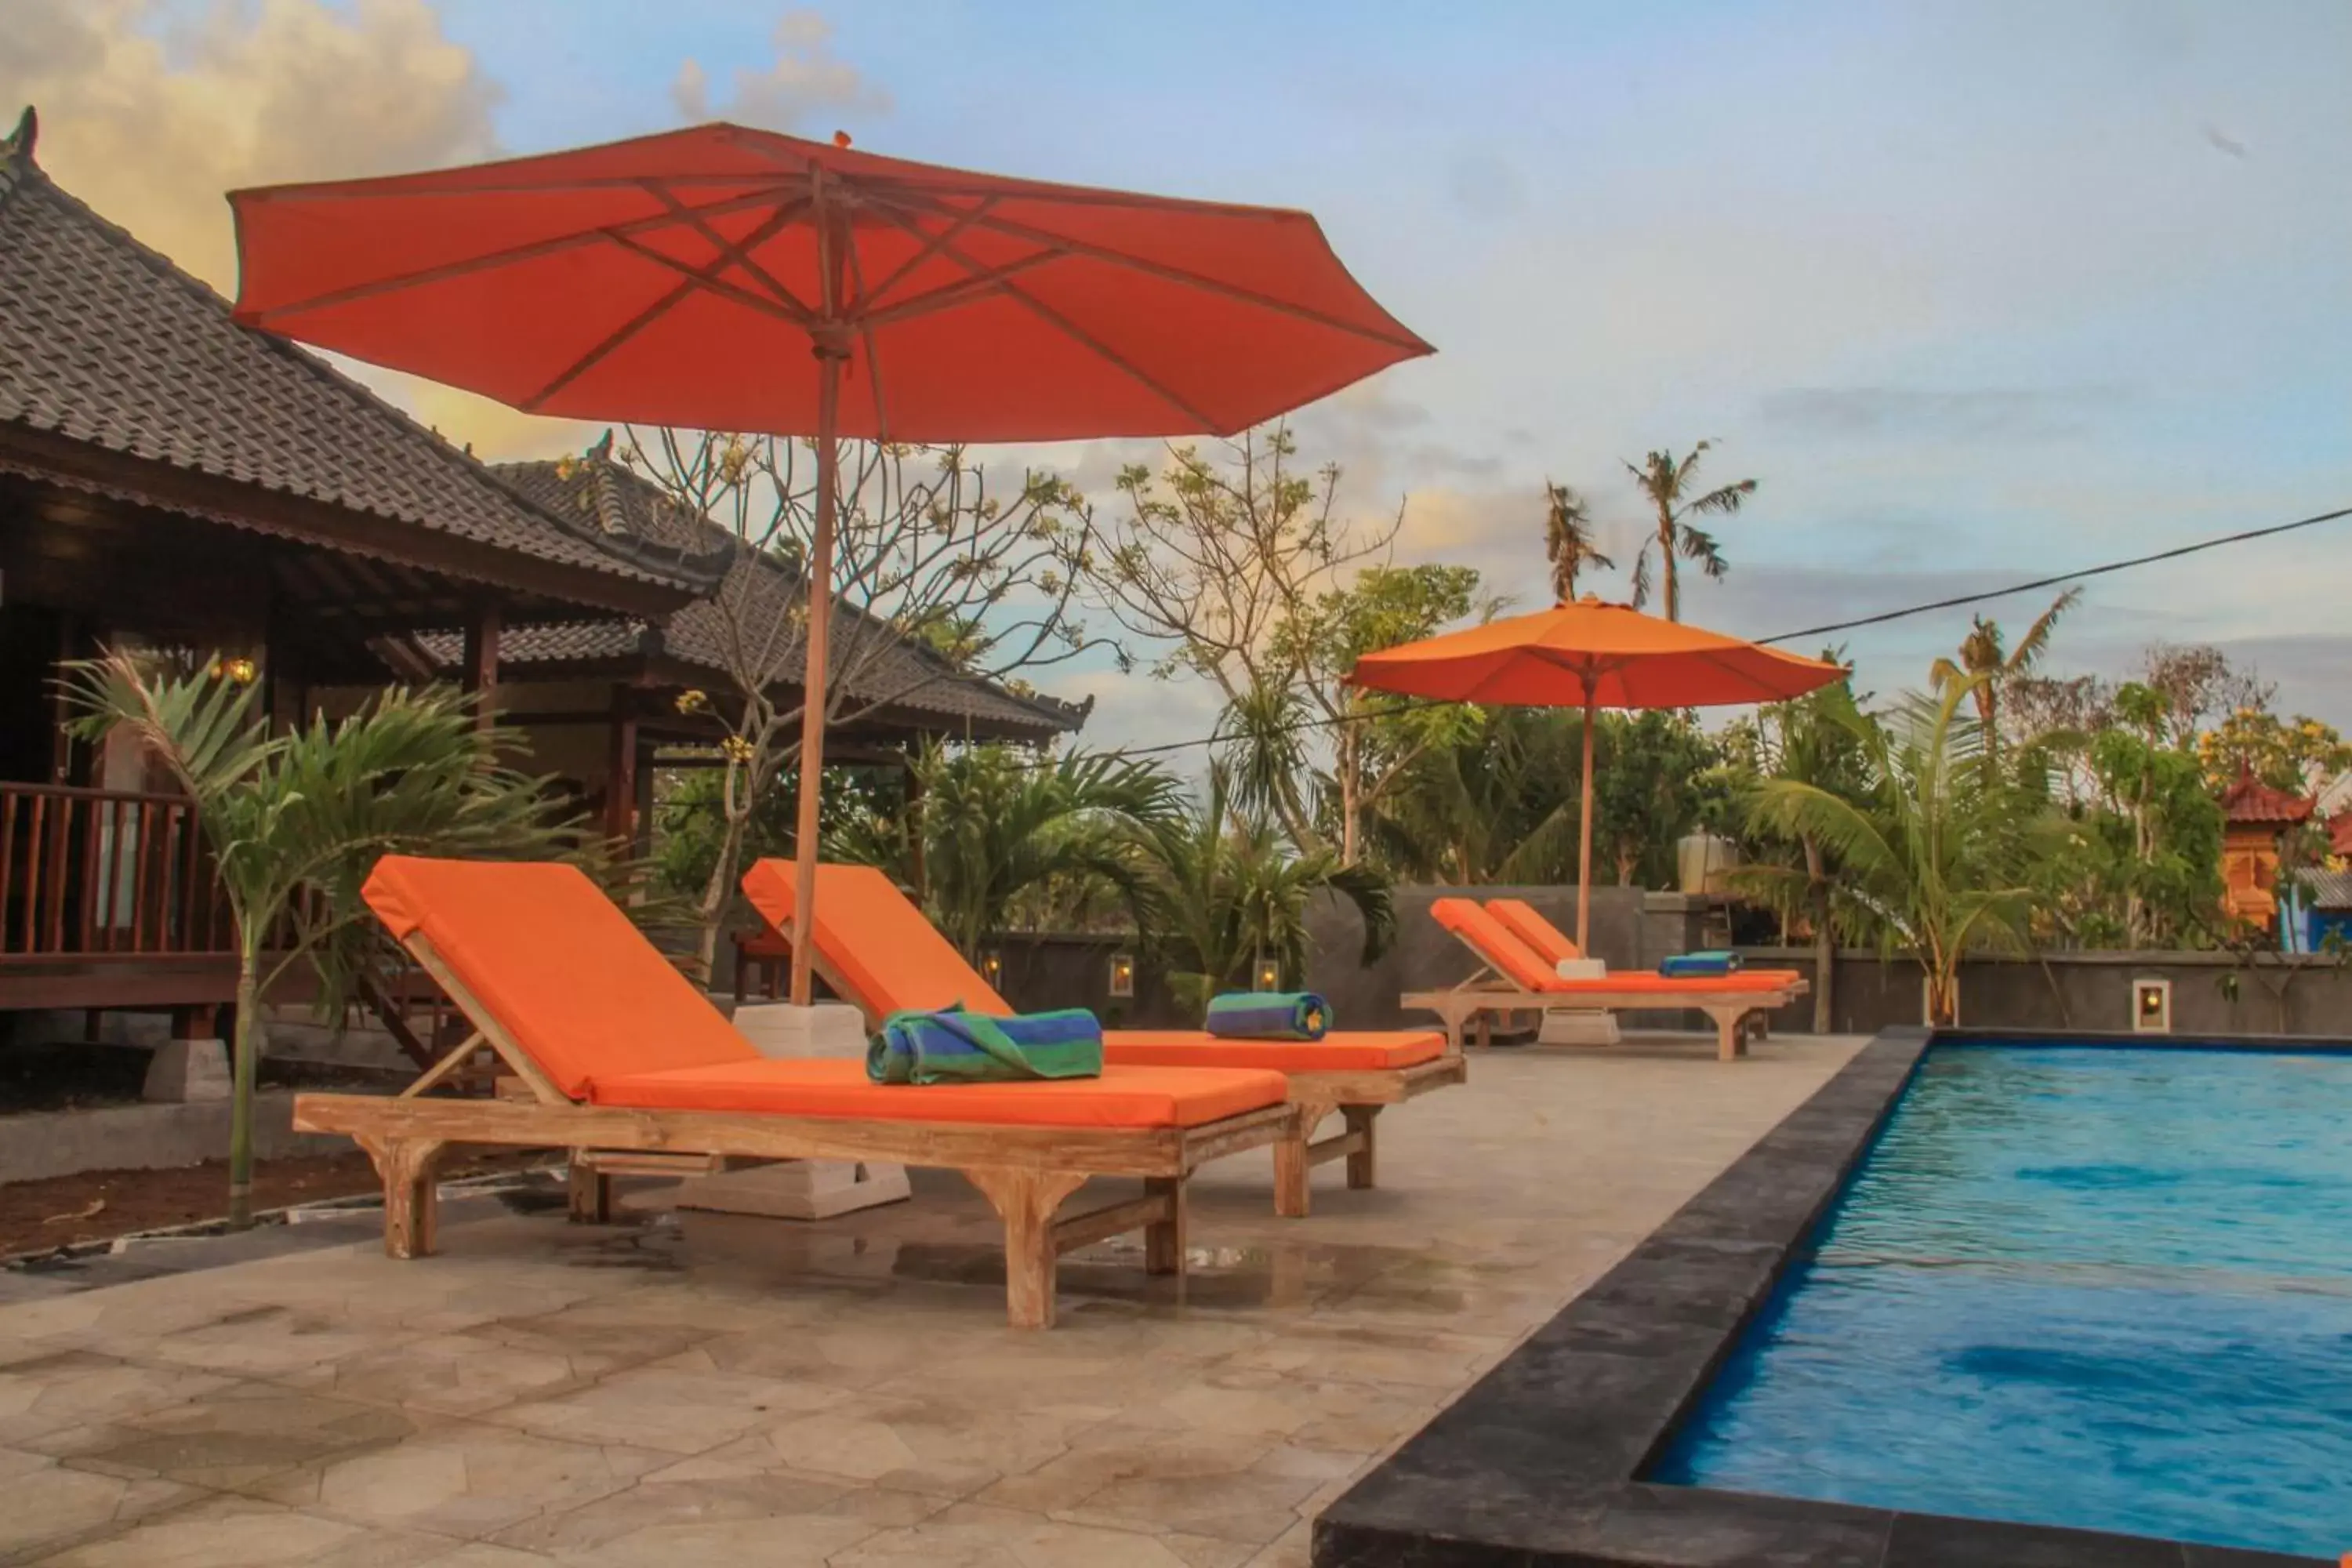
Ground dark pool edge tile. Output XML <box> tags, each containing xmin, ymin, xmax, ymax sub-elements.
<box><xmin>1311</xmin><ymin>1029</ymin><xmax>2337</xmax><ymax>1568</ymax></box>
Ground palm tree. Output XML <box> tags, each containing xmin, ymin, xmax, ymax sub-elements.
<box><xmin>64</xmin><ymin>650</ymin><xmax>582</xmax><ymax>1226</ymax></box>
<box><xmin>1624</xmin><ymin>441</ymin><xmax>1757</xmax><ymax>621</ymax></box>
<box><xmin>1215</xmin><ymin>677</ymin><xmax>1317</xmax><ymax>842</ymax></box>
<box><xmin>828</xmin><ymin>744</ymin><xmax>1181</xmax><ymax>956</ymax></box>
<box><xmin>1733</xmin><ymin>666</ymin><xmax>1871</xmax><ymax>1031</ymax></box>
<box><xmin>1748</xmin><ymin>676</ymin><xmax>2035</xmax><ymax>1025</ymax></box>
<box><xmin>1134</xmin><ymin>766</ymin><xmax>1392</xmax><ymax>1013</ymax></box>
<box><xmin>1542</xmin><ymin>481</ymin><xmax>1613</xmax><ymax>603</ymax></box>
<box><xmin>1929</xmin><ymin>587</ymin><xmax>2082</xmax><ymax>759</ymax></box>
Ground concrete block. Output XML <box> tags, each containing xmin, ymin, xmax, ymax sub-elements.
<box><xmin>142</xmin><ymin>1037</ymin><xmax>231</xmax><ymax>1102</ymax></box>
<box><xmin>1538</xmin><ymin>1010</ymin><xmax>1623</xmax><ymax>1046</ymax></box>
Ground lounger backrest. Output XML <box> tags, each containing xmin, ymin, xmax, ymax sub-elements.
<box><xmin>1428</xmin><ymin>897</ymin><xmax>1559</xmax><ymax>993</ymax></box>
<box><xmin>1486</xmin><ymin>898</ymin><xmax>1581</xmax><ymax>964</ymax></box>
<box><xmin>365</xmin><ymin>856</ymin><xmax>753</xmax><ymax>1099</ymax></box>
<box><xmin>740</xmin><ymin>859</ymin><xmax>1014</xmax><ymax>1017</ymax></box>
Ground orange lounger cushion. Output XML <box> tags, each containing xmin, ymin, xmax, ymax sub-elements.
<box><xmin>1103</xmin><ymin>1031</ymin><xmax>1446</xmax><ymax>1073</ymax></box>
<box><xmin>742</xmin><ymin>859</ymin><xmax>1011</xmax><ymax>1014</ymax></box>
<box><xmin>592</xmin><ymin>1057</ymin><xmax>1287</xmax><ymax>1130</ymax></box>
<box><xmin>366</xmin><ymin>855</ymin><xmax>754</xmax><ymax>1098</ymax></box>
<box><xmin>1430</xmin><ymin>897</ymin><xmax>1798</xmax><ymax>996</ymax></box>
<box><xmin>1486</xmin><ymin>898</ymin><xmax>1581</xmax><ymax>964</ymax></box>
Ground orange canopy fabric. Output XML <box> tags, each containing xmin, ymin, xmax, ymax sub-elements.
<box><xmin>1347</xmin><ymin>597</ymin><xmax>1844</xmax><ymax>709</ymax></box>
<box><xmin>1430</xmin><ymin>898</ymin><xmax>1800</xmax><ymax>995</ymax></box>
<box><xmin>594</xmin><ymin>1057</ymin><xmax>1284</xmax><ymax>1130</ymax></box>
<box><xmin>365</xmin><ymin>855</ymin><xmax>753</xmax><ymax>1098</ymax></box>
<box><xmin>228</xmin><ymin>124</ymin><xmax>1432</xmax><ymax>443</ymax></box>
<box><xmin>1100</xmin><ymin>1031</ymin><xmax>1446</xmax><ymax>1073</ymax></box>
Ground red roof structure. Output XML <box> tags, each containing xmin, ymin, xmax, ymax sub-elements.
<box><xmin>2218</xmin><ymin>764</ymin><xmax>2315</xmax><ymax>826</ymax></box>
<box><xmin>2329</xmin><ymin>811</ymin><xmax>2352</xmax><ymax>858</ymax></box>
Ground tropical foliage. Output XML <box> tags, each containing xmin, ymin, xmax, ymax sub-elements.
<box><xmin>64</xmin><ymin>650</ymin><xmax>592</xmax><ymax>1225</ymax></box>
<box><xmin>1623</xmin><ymin>441</ymin><xmax>1758</xmax><ymax>622</ymax></box>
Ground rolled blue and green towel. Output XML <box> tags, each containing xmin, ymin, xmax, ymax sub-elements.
<box><xmin>869</xmin><ymin>1004</ymin><xmax>1105</xmax><ymax>1084</ymax></box>
<box><xmin>1658</xmin><ymin>950</ymin><xmax>1742</xmax><ymax>978</ymax></box>
<box><xmin>1204</xmin><ymin>991</ymin><xmax>1330</xmax><ymax>1041</ymax></box>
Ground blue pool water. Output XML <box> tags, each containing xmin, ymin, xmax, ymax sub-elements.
<box><xmin>1652</xmin><ymin>1044</ymin><xmax>2352</xmax><ymax>1559</ymax></box>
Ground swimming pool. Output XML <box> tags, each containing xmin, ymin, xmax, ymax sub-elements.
<box><xmin>1652</xmin><ymin>1043</ymin><xmax>2352</xmax><ymax>1559</ymax></box>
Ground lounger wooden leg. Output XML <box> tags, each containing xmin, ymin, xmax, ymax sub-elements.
<box><xmin>359</xmin><ymin>1135</ymin><xmax>447</xmax><ymax>1259</ymax></box>
<box><xmin>567</xmin><ymin>1155</ymin><xmax>612</xmax><ymax>1224</ymax></box>
<box><xmin>1279</xmin><ymin>1100</ymin><xmax>1336</xmax><ymax>1222</ymax></box>
<box><xmin>1143</xmin><ymin>1176</ymin><xmax>1186</xmax><ymax>1276</ymax></box>
<box><xmin>1343</xmin><ymin>1105</ymin><xmax>1381</xmax><ymax>1190</ymax></box>
<box><xmin>964</xmin><ymin>1167</ymin><xmax>1088</xmax><ymax>1330</ymax></box>
<box><xmin>1707</xmin><ymin>1007</ymin><xmax>1744</xmax><ymax>1062</ymax></box>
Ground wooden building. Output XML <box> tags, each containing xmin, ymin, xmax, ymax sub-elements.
<box><xmin>0</xmin><ymin>107</ymin><xmax>1082</xmax><ymax>1033</ymax></box>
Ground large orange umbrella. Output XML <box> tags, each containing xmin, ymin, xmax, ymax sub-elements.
<box><xmin>229</xmin><ymin>122</ymin><xmax>1429</xmax><ymax>1004</ymax></box>
<box><xmin>1348</xmin><ymin>595</ymin><xmax>1845</xmax><ymax>949</ymax></box>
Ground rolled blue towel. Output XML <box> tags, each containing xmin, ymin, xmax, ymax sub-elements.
<box><xmin>869</xmin><ymin>1004</ymin><xmax>1104</xmax><ymax>1084</ymax></box>
<box><xmin>1658</xmin><ymin>950</ymin><xmax>1742</xmax><ymax>978</ymax></box>
<box><xmin>1204</xmin><ymin>991</ymin><xmax>1330</xmax><ymax>1041</ymax></box>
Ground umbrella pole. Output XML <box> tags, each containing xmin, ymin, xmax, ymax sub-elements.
<box><xmin>1577</xmin><ymin>691</ymin><xmax>1596</xmax><ymax>953</ymax></box>
<box><xmin>787</xmin><ymin>353</ymin><xmax>844</xmax><ymax>1007</ymax></box>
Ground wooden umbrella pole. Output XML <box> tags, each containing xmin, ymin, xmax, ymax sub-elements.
<box><xmin>1576</xmin><ymin>689</ymin><xmax>1596</xmax><ymax>953</ymax></box>
<box><xmin>788</xmin><ymin>349</ymin><xmax>844</xmax><ymax>1007</ymax></box>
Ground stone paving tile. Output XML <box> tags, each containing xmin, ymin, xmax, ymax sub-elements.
<box><xmin>829</xmin><ymin>1501</ymin><xmax>1216</xmax><ymax>1568</ymax></box>
<box><xmin>0</xmin><ymin>1458</ymin><xmax>198</xmax><ymax>1565</ymax></box>
<box><xmin>27</xmin><ymin>1493</ymin><xmax>470</xmax><ymax>1567</ymax></box>
<box><xmin>0</xmin><ymin>1352</ymin><xmax>234</xmax><ymax>1446</ymax></box>
<box><xmin>482</xmin><ymin>1363</ymin><xmax>848</xmax><ymax>1454</ymax></box>
<box><xmin>243</xmin><ymin>1421</ymin><xmax>670</xmax><ymax>1541</ymax></box>
<box><xmin>0</xmin><ymin>1037</ymin><xmax>1867</xmax><ymax>1568</ymax></box>
<box><xmin>24</xmin><ymin>1380</ymin><xmax>422</xmax><ymax>1492</ymax></box>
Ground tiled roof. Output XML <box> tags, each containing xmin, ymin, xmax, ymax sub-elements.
<box><xmin>430</xmin><ymin>448</ymin><xmax>1087</xmax><ymax>740</ymax></box>
<box><xmin>2296</xmin><ymin>867</ymin><xmax>2352</xmax><ymax>910</ymax></box>
<box><xmin>2218</xmin><ymin>763</ymin><xmax>2314</xmax><ymax>826</ymax></box>
<box><xmin>0</xmin><ymin>107</ymin><xmax>723</xmax><ymax>599</ymax></box>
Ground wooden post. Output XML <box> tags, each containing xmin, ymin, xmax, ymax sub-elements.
<box><xmin>461</xmin><ymin>605</ymin><xmax>501</xmax><ymax>731</ymax></box>
<box><xmin>964</xmin><ymin>1166</ymin><xmax>1087</xmax><ymax>1330</ymax></box>
<box><xmin>1342</xmin><ymin>1105</ymin><xmax>1380</xmax><ymax>1190</ymax></box>
<box><xmin>1143</xmin><ymin>1175</ymin><xmax>1186</xmax><ymax>1276</ymax></box>
<box><xmin>361</xmin><ymin>1137</ymin><xmax>448</xmax><ymax>1258</ymax></box>
<box><xmin>568</xmin><ymin>1160</ymin><xmax>613</xmax><ymax>1223</ymax></box>
<box><xmin>604</xmin><ymin>684</ymin><xmax>638</xmax><ymax>847</ymax></box>
<box><xmin>1272</xmin><ymin>1120</ymin><xmax>1313</xmax><ymax>1219</ymax></box>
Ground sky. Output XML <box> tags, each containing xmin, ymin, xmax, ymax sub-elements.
<box><xmin>8</xmin><ymin>0</ymin><xmax>2350</xmax><ymax>760</ymax></box>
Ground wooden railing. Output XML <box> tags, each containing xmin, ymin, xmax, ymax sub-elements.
<box><xmin>0</xmin><ymin>781</ymin><xmax>233</xmax><ymax>962</ymax></box>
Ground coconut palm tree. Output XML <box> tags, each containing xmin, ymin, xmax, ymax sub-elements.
<box><xmin>1542</xmin><ymin>481</ymin><xmax>1613</xmax><ymax>603</ymax></box>
<box><xmin>1624</xmin><ymin>441</ymin><xmax>1757</xmax><ymax>622</ymax></box>
<box><xmin>64</xmin><ymin>649</ymin><xmax>583</xmax><ymax>1227</ymax></box>
<box><xmin>1747</xmin><ymin>676</ymin><xmax>2035</xmax><ymax>1025</ymax></box>
<box><xmin>1929</xmin><ymin>587</ymin><xmax>2082</xmax><ymax>760</ymax></box>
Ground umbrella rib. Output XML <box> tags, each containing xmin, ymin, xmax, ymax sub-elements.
<box><xmin>850</xmin><ymin>194</ymin><xmax>1000</xmax><ymax>313</ymax></box>
<box><xmin>600</xmin><ymin>227</ymin><xmax>822</xmax><ymax>331</ymax></box>
<box><xmin>880</xmin><ymin>187</ymin><xmax>1430</xmax><ymax>352</ymax></box>
<box><xmin>839</xmin><ymin>230</ymin><xmax>893</xmax><ymax>443</ymax></box>
<box><xmin>519</xmin><ymin>276</ymin><xmax>701</xmax><ymax>412</ymax></box>
<box><xmin>239</xmin><ymin>184</ymin><xmax>800</xmax><ymax>325</ymax></box>
<box><xmin>866</xmin><ymin>205</ymin><xmax>1219</xmax><ymax>430</ymax></box>
<box><xmin>855</xmin><ymin>252</ymin><xmax>1065</xmax><ymax>329</ymax></box>
<box><xmin>640</xmin><ymin>180</ymin><xmax>820</xmax><ymax>319</ymax></box>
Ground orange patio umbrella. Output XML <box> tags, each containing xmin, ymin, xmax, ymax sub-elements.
<box><xmin>228</xmin><ymin>123</ymin><xmax>1430</xmax><ymax>1004</ymax></box>
<box><xmin>1348</xmin><ymin>595</ymin><xmax>1845</xmax><ymax>949</ymax></box>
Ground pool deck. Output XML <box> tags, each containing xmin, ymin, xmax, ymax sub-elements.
<box><xmin>0</xmin><ymin>1033</ymin><xmax>1865</xmax><ymax>1568</ymax></box>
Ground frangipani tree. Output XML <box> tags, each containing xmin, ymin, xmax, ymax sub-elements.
<box><xmin>65</xmin><ymin>651</ymin><xmax>583</xmax><ymax>1226</ymax></box>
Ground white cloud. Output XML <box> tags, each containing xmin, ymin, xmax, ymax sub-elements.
<box><xmin>670</xmin><ymin>10</ymin><xmax>887</xmax><ymax>133</ymax></box>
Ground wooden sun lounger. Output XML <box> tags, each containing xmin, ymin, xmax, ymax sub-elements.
<box><xmin>739</xmin><ymin>858</ymin><xmax>1467</xmax><ymax>1218</ymax></box>
<box><xmin>1402</xmin><ymin>898</ymin><xmax>1808</xmax><ymax>1062</ymax></box>
<box><xmin>296</xmin><ymin>858</ymin><xmax>1297</xmax><ymax>1330</ymax></box>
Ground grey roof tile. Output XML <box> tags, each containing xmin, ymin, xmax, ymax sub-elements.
<box><xmin>0</xmin><ymin>111</ymin><xmax>720</xmax><ymax>595</ymax></box>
